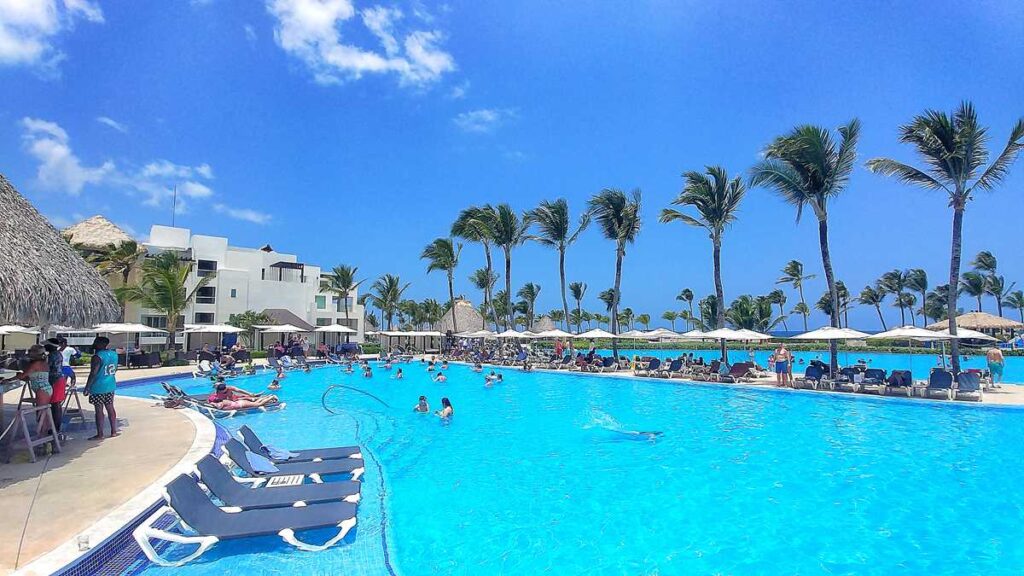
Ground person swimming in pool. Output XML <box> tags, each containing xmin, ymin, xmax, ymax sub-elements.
<box><xmin>394</xmin><ymin>368</ymin><xmax>404</xmax><ymax>380</ymax></box>
<box><xmin>435</xmin><ymin>397</ymin><xmax>453</xmax><ymax>420</ymax></box>
<box><xmin>413</xmin><ymin>395</ymin><xmax>430</xmax><ymax>413</ymax></box>
<box><xmin>434</xmin><ymin>372</ymin><xmax>447</xmax><ymax>383</ymax></box>
<box><xmin>441</xmin><ymin>360</ymin><xmax>449</xmax><ymax>370</ymax></box>
<box><xmin>472</xmin><ymin>362</ymin><xmax>483</xmax><ymax>373</ymax></box>
<box><xmin>268</xmin><ymin>379</ymin><xmax>281</xmax><ymax>391</ymax></box>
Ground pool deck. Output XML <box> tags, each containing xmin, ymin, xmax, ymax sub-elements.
<box><xmin>1</xmin><ymin>369</ymin><xmax>216</xmax><ymax>576</ymax></box>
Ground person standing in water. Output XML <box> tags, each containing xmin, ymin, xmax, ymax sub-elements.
<box><xmin>435</xmin><ymin>397</ymin><xmax>454</xmax><ymax>420</ymax></box>
<box><xmin>773</xmin><ymin>343</ymin><xmax>791</xmax><ymax>388</ymax></box>
<box><xmin>85</xmin><ymin>337</ymin><xmax>119</xmax><ymax>440</ymax></box>
<box><xmin>987</xmin><ymin>347</ymin><xmax>1005</xmax><ymax>385</ymax></box>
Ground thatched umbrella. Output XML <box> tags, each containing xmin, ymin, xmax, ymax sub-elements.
<box><xmin>0</xmin><ymin>175</ymin><xmax>120</xmax><ymax>326</ymax></box>
<box><xmin>438</xmin><ymin>299</ymin><xmax>484</xmax><ymax>334</ymax></box>
<box><xmin>61</xmin><ymin>215</ymin><xmax>133</xmax><ymax>249</ymax></box>
<box><xmin>927</xmin><ymin>312</ymin><xmax>1024</xmax><ymax>332</ymax></box>
<box><xmin>533</xmin><ymin>315</ymin><xmax>556</xmax><ymax>332</ymax></box>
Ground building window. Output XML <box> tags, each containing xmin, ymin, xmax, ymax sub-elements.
<box><xmin>197</xmin><ymin>259</ymin><xmax>217</xmax><ymax>277</ymax></box>
<box><xmin>315</xmin><ymin>295</ymin><xmax>326</xmax><ymax>310</ymax></box>
<box><xmin>194</xmin><ymin>312</ymin><xmax>215</xmax><ymax>324</ymax></box>
<box><xmin>316</xmin><ymin>317</ymin><xmax>333</xmax><ymax>326</ymax></box>
<box><xmin>142</xmin><ymin>315</ymin><xmax>167</xmax><ymax>329</ymax></box>
<box><xmin>338</xmin><ymin>319</ymin><xmax>358</xmax><ymax>329</ymax></box>
<box><xmin>230</xmin><ymin>288</ymin><xmax>237</xmax><ymax>298</ymax></box>
<box><xmin>196</xmin><ymin>286</ymin><xmax>216</xmax><ymax>304</ymax></box>
<box><xmin>332</xmin><ymin>296</ymin><xmax>353</xmax><ymax>313</ymax></box>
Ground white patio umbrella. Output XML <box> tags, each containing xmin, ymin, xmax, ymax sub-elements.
<box><xmin>468</xmin><ymin>329</ymin><xmax>497</xmax><ymax>338</ymax></box>
<box><xmin>733</xmin><ymin>328</ymin><xmax>773</xmax><ymax>341</ymax></box>
<box><xmin>702</xmin><ymin>327</ymin><xmax>746</xmax><ymax>340</ymax></box>
<box><xmin>93</xmin><ymin>322</ymin><xmax>169</xmax><ymax>366</ymax></box>
<box><xmin>535</xmin><ymin>329</ymin><xmax>574</xmax><ymax>339</ymax></box>
<box><xmin>645</xmin><ymin>328</ymin><xmax>680</xmax><ymax>340</ymax></box>
<box><xmin>183</xmin><ymin>323</ymin><xmax>246</xmax><ymax>353</ymax></box>
<box><xmin>790</xmin><ymin>326</ymin><xmax>870</xmax><ymax>341</ymax></box>
<box><xmin>931</xmin><ymin>327</ymin><xmax>998</xmax><ymax>342</ymax></box>
<box><xmin>0</xmin><ymin>324</ymin><xmax>41</xmax><ymax>351</ymax></box>
<box><xmin>576</xmin><ymin>328</ymin><xmax>617</xmax><ymax>339</ymax></box>
<box><xmin>495</xmin><ymin>329</ymin><xmax>529</xmax><ymax>339</ymax></box>
<box><xmin>314</xmin><ymin>324</ymin><xmax>358</xmax><ymax>348</ymax></box>
<box><xmin>679</xmin><ymin>329</ymin><xmax>707</xmax><ymax>339</ymax></box>
<box><xmin>255</xmin><ymin>324</ymin><xmax>310</xmax><ymax>333</ymax></box>
<box><xmin>868</xmin><ymin>325</ymin><xmax>955</xmax><ymax>373</ymax></box>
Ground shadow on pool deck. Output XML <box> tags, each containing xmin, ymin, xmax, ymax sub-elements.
<box><xmin>0</xmin><ymin>392</ymin><xmax>198</xmax><ymax>575</ymax></box>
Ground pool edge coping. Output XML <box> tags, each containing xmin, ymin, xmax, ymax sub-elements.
<box><xmin>15</xmin><ymin>393</ymin><xmax>216</xmax><ymax>576</ymax></box>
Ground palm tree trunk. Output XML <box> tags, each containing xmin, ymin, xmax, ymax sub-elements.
<box><xmin>797</xmin><ymin>285</ymin><xmax>808</xmax><ymax>331</ymax></box>
<box><xmin>997</xmin><ymin>298</ymin><xmax>1004</xmax><ymax>318</ymax></box>
<box><xmin>778</xmin><ymin>304</ymin><xmax>788</xmax><ymax>330</ymax></box>
<box><xmin>447</xmin><ymin>270</ymin><xmax>457</xmax><ymax>334</ymax></box>
<box><xmin>611</xmin><ymin>245</ymin><xmax>623</xmax><ymax>359</ymax></box>
<box><xmin>120</xmin><ymin>269</ymin><xmax>130</xmax><ymax>321</ymax></box>
<box><xmin>920</xmin><ymin>289</ymin><xmax>929</xmax><ymax>325</ymax></box>
<box><xmin>559</xmin><ymin>248</ymin><xmax>574</xmax><ymax>351</ymax></box>
<box><xmin>817</xmin><ymin>217</ymin><xmax>840</xmax><ymax>373</ymax></box>
<box><xmin>483</xmin><ymin>244</ymin><xmax>500</xmax><ymax>330</ymax></box>
<box><xmin>948</xmin><ymin>205</ymin><xmax>964</xmax><ymax>375</ymax></box>
<box><xmin>898</xmin><ymin>303</ymin><xmax>906</xmax><ymax>326</ymax></box>
<box><xmin>503</xmin><ymin>247</ymin><xmax>512</xmax><ymax>330</ymax></box>
<box><xmin>875</xmin><ymin>304</ymin><xmax>887</xmax><ymax>331</ymax></box>
<box><xmin>713</xmin><ymin>237</ymin><xmax>726</xmax><ymax>360</ymax></box>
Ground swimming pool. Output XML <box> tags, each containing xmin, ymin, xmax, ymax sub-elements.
<box><xmin>122</xmin><ymin>364</ymin><xmax>1024</xmax><ymax>575</ymax></box>
<box><xmin>600</xmin><ymin>348</ymin><xmax>1024</xmax><ymax>383</ymax></box>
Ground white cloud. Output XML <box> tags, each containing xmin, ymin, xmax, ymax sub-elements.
<box><xmin>141</xmin><ymin>159</ymin><xmax>214</xmax><ymax>181</ymax></box>
<box><xmin>0</xmin><ymin>0</ymin><xmax>103</xmax><ymax>73</ymax></box>
<box><xmin>179</xmin><ymin>181</ymin><xmax>212</xmax><ymax>198</ymax></box>
<box><xmin>266</xmin><ymin>0</ymin><xmax>455</xmax><ymax>87</ymax></box>
<box><xmin>448</xmin><ymin>79</ymin><xmax>468</xmax><ymax>99</ymax></box>
<box><xmin>21</xmin><ymin>116</ymin><xmax>115</xmax><ymax>194</ymax></box>
<box><xmin>96</xmin><ymin>115</ymin><xmax>127</xmax><ymax>133</ymax></box>
<box><xmin>453</xmin><ymin>108</ymin><xmax>515</xmax><ymax>133</ymax></box>
<box><xmin>213</xmin><ymin>203</ymin><xmax>272</xmax><ymax>224</ymax></box>
<box><xmin>244</xmin><ymin>23</ymin><xmax>257</xmax><ymax>45</ymax></box>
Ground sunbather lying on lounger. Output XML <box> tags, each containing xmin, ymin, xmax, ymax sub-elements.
<box><xmin>212</xmin><ymin>394</ymin><xmax>280</xmax><ymax>411</ymax></box>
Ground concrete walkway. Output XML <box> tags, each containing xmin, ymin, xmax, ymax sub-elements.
<box><xmin>0</xmin><ymin>383</ymin><xmax>214</xmax><ymax>575</ymax></box>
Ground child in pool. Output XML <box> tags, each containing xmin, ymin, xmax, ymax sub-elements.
<box><xmin>435</xmin><ymin>397</ymin><xmax>453</xmax><ymax>420</ymax></box>
<box><xmin>472</xmin><ymin>362</ymin><xmax>483</xmax><ymax>373</ymax></box>
<box><xmin>268</xmin><ymin>379</ymin><xmax>281</xmax><ymax>391</ymax></box>
<box><xmin>413</xmin><ymin>395</ymin><xmax>430</xmax><ymax>413</ymax></box>
<box><xmin>394</xmin><ymin>368</ymin><xmax>404</xmax><ymax>380</ymax></box>
<box><xmin>434</xmin><ymin>372</ymin><xmax>447</xmax><ymax>383</ymax></box>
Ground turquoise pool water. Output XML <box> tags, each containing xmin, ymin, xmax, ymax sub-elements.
<box><xmin>601</xmin><ymin>348</ymin><xmax>1023</xmax><ymax>382</ymax></box>
<box><xmin>122</xmin><ymin>364</ymin><xmax>1024</xmax><ymax>575</ymax></box>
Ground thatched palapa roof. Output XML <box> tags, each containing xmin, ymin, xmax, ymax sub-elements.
<box><xmin>0</xmin><ymin>175</ymin><xmax>121</xmax><ymax>326</ymax></box>
<box><xmin>62</xmin><ymin>215</ymin><xmax>133</xmax><ymax>249</ymax></box>
<box><xmin>438</xmin><ymin>299</ymin><xmax>484</xmax><ymax>334</ymax></box>
<box><xmin>532</xmin><ymin>315</ymin><xmax>556</xmax><ymax>332</ymax></box>
<box><xmin>927</xmin><ymin>311</ymin><xmax>1024</xmax><ymax>331</ymax></box>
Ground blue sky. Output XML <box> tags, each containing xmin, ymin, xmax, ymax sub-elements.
<box><xmin>2</xmin><ymin>0</ymin><xmax>1023</xmax><ymax>330</ymax></box>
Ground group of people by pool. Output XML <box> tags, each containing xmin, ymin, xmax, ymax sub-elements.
<box><xmin>413</xmin><ymin>395</ymin><xmax>454</xmax><ymax>420</ymax></box>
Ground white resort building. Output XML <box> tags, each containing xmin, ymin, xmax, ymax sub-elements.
<box><xmin>62</xmin><ymin>217</ymin><xmax>365</xmax><ymax>349</ymax></box>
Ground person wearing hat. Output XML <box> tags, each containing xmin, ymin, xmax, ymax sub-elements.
<box><xmin>43</xmin><ymin>338</ymin><xmax>68</xmax><ymax>435</ymax></box>
<box><xmin>85</xmin><ymin>336</ymin><xmax>119</xmax><ymax>440</ymax></box>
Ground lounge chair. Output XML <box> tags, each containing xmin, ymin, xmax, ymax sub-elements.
<box><xmin>832</xmin><ymin>367</ymin><xmax>861</xmax><ymax>392</ymax></box>
<box><xmin>222</xmin><ymin>439</ymin><xmax>364</xmax><ymax>482</ymax></box>
<box><xmin>954</xmin><ymin>372</ymin><xmax>983</xmax><ymax>402</ymax></box>
<box><xmin>134</xmin><ymin>474</ymin><xmax>357</xmax><ymax>567</ymax></box>
<box><xmin>883</xmin><ymin>370</ymin><xmax>913</xmax><ymax>396</ymax></box>
<box><xmin>597</xmin><ymin>357</ymin><xmax>619</xmax><ymax>372</ymax></box>
<box><xmin>238</xmin><ymin>425</ymin><xmax>362</xmax><ymax>462</ymax></box>
<box><xmin>195</xmin><ymin>455</ymin><xmax>360</xmax><ymax>509</ymax></box>
<box><xmin>636</xmin><ymin>358</ymin><xmax>660</xmax><ymax>377</ymax></box>
<box><xmin>794</xmin><ymin>365</ymin><xmax>825</xmax><ymax>390</ymax></box>
<box><xmin>718</xmin><ymin>362</ymin><xmax>753</xmax><ymax>384</ymax></box>
<box><xmin>858</xmin><ymin>368</ymin><xmax>887</xmax><ymax>395</ymax></box>
<box><xmin>924</xmin><ymin>370</ymin><xmax>954</xmax><ymax>400</ymax></box>
<box><xmin>655</xmin><ymin>359</ymin><xmax>682</xmax><ymax>378</ymax></box>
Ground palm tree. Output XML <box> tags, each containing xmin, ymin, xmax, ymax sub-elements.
<box><xmin>516</xmin><ymin>283</ymin><xmax>541</xmax><ymax>329</ymax></box>
<box><xmin>660</xmin><ymin>166</ymin><xmax>746</xmax><ymax>359</ymax></box>
<box><xmin>971</xmin><ymin>250</ymin><xmax>998</xmax><ymax>274</ymax></box>
<box><xmin>116</xmin><ymin>252</ymin><xmax>213</xmax><ymax>350</ymax></box>
<box><xmin>636</xmin><ymin>313</ymin><xmax>651</xmax><ymax>331</ymax></box>
<box><xmin>878</xmin><ymin>269</ymin><xmax>910</xmax><ymax>325</ymax></box>
<box><xmin>866</xmin><ymin>102</ymin><xmax>1024</xmax><ymax>375</ymax></box>
<box><xmin>548</xmin><ymin>309</ymin><xmax>566</xmax><ymax>329</ymax></box>
<box><xmin>752</xmin><ymin>119</ymin><xmax>859</xmax><ymax>373</ymax></box>
<box><xmin>492</xmin><ymin>290</ymin><xmax>511</xmax><ymax>326</ymax></box>
<box><xmin>1005</xmin><ymin>290</ymin><xmax>1024</xmax><ymax>324</ymax></box>
<box><xmin>899</xmin><ymin>293</ymin><xmax>918</xmax><ymax>326</ymax></box>
<box><xmin>766</xmin><ymin>289</ymin><xmax>788</xmax><ymax>330</ymax></box>
<box><xmin>697</xmin><ymin>295</ymin><xmax>719</xmax><ymax>331</ymax></box>
<box><xmin>588</xmin><ymin>188</ymin><xmax>642</xmax><ymax>359</ymax></box>
<box><xmin>85</xmin><ymin>240</ymin><xmax>148</xmax><ymax>320</ymax></box>
<box><xmin>661</xmin><ymin>311</ymin><xmax>679</xmax><ymax>331</ymax></box>
<box><xmin>528</xmin><ymin>198</ymin><xmax>590</xmax><ymax>339</ymax></box>
<box><xmin>986</xmin><ymin>275</ymin><xmax>1016</xmax><ymax>318</ymax></box>
<box><xmin>594</xmin><ymin>313</ymin><xmax>610</xmax><ymax>329</ymax></box>
<box><xmin>776</xmin><ymin>260</ymin><xmax>815</xmax><ymax>331</ymax></box>
<box><xmin>326</xmin><ymin>264</ymin><xmax>363</xmax><ymax>333</ymax></box>
<box><xmin>452</xmin><ymin>206</ymin><xmax>501</xmax><ymax>329</ymax></box>
<box><xmin>491</xmin><ymin>204</ymin><xmax>529</xmax><ymax>329</ymax></box>
<box><xmin>836</xmin><ymin>281</ymin><xmax>852</xmax><ymax>328</ymax></box>
<box><xmin>960</xmin><ymin>271</ymin><xmax>987</xmax><ymax>312</ymax></box>
<box><xmin>421</xmin><ymin>238</ymin><xmax>462</xmax><ymax>332</ymax></box>
<box><xmin>857</xmin><ymin>285</ymin><xmax>887</xmax><ymax>330</ymax></box>
<box><xmin>368</xmin><ymin>274</ymin><xmax>410</xmax><ymax>329</ymax></box>
<box><xmin>581</xmin><ymin>310</ymin><xmax>594</xmax><ymax>329</ymax></box>
<box><xmin>598</xmin><ymin>288</ymin><xmax>616</xmax><ymax>313</ymax></box>
<box><xmin>677</xmin><ymin>289</ymin><xmax>695</xmax><ymax>326</ymax></box>
<box><xmin>469</xmin><ymin>268</ymin><xmax>499</xmax><ymax>329</ymax></box>
<box><xmin>726</xmin><ymin>295</ymin><xmax>783</xmax><ymax>332</ymax></box>
<box><xmin>790</xmin><ymin>302</ymin><xmax>810</xmax><ymax>327</ymax></box>
<box><xmin>619</xmin><ymin>308</ymin><xmax>635</xmax><ymax>331</ymax></box>
<box><xmin>905</xmin><ymin>269</ymin><xmax>929</xmax><ymax>324</ymax></box>
<box><xmin>228</xmin><ymin>310</ymin><xmax>271</xmax><ymax>347</ymax></box>
<box><xmin>569</xmin><ymin>281</ymin><xmax>587</xmax><ymax>333</ymax></box>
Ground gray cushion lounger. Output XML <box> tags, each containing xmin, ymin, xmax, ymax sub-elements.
<box><xmin>195</xmin><ymin>455</ymin><xmax>360</xmax><ymax>509</ymax></box>
<box><xmin>238</xmin><ymin>425</ymin><xmax>362</xmax><ymax>462</ymax></box>
<box><xmin>134</xmin><ymin>474</ymin><xmax>357</xmax><ymax>567</ymax></box>
<box><xmin>223</xmin><ymin>439</ymin><xmax>364</xmax><ymax>482</ymax></box>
